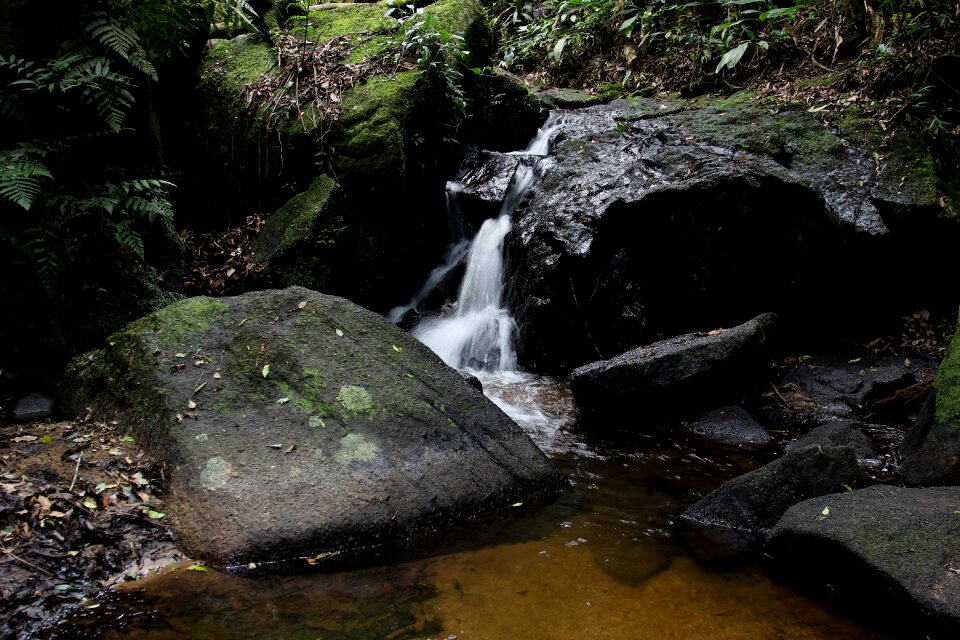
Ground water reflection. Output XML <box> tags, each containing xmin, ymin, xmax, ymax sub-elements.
<box><xmin>50</xmin><ymin>375</ymin><xmax>891</xmax><ymax>640</ymax></box>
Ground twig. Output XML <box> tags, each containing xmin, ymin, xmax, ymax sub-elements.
<box><xmin>68</xmin><ymin>451</ymin><xmax>82</xmax><ymax>492</ymax></box>
<box><xmin>770</xmin><ymin>382</ymin><xmax>791</xmax><ymax>408</ymax></box>
<box><xmin>2</xmin><ymin>550</ymin><xmax>55</xmax><ymax>577</ymax></box>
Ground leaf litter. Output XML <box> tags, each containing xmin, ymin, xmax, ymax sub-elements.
<box><xmin>1</xmin><ymin>418</ymin><xmax>181</xmax><ymax>639</ymax></box>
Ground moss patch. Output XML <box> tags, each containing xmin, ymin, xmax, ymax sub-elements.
<box><xmin>336</xmin><ymin>71</ymin><xmax>420</xmax><ymax>179</ymax></box>
<box><xmin>201</xmin><ymin>456</ymin><xmax>233</xmax><ymax>489</ymax></box>
<box><xmin>249</xmin><ymin>175</ymin><xmax>338</xmax><ymax>263</ymax></box>
<box><xmin>138</xmin><ymin>297</ymin><xmax>229</xmax><ymax>350</ymax></box>
<box><xmin>337</xmin><ymin>385</ymin><xmax>374</xmax><ymax>420</ymax></box>
<box><xmin>334</xmin><ymin>432</ymin><xmax>379</xmax><ymax>463</ymax></box>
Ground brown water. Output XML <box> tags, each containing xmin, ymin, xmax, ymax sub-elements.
<box><xmin>52</xmin><ymin>374</ymin><xmax>891</xmax><ymax>640</ymax></box>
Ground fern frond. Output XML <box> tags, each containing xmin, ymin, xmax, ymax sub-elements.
<box><xmin>86</xmin><ymin>15</ymin><xmax>158</xmax><ymax>81</ymax></box>
<box><xmin>111</xmin><ymin>219</ymin><xmax>146</xmax><ymax>261</ymax></box>
<box><xmin>0</xmin><ymin>146</ymin><xmax>53</xmax><ymax>210</ymax></box>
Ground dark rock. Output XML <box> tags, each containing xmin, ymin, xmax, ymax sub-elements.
<box><xmin>13</xmin><ymin>393</ymin><xmax>53</xmax><ymax>421</ymax></box>
<box><xmin>459</xmin><ymin>370</ymin><xmax>483</xmax><ymax>392</ymax></box>
<box><xmin>899</xmin><ymin>316</ymin><xmax>960</xmax><ymax>486</ymax></box>
<box><xmin>683</xmin><ymin>406</ymin><xmax>771</xmax><ymax>448</ymax></box>
<box><xmin>767</xmin><ymin>485</ymin><xmax>960</xmax><ymax>637</ymax></box>
<box><xmin>784</xmin><ymin>421</ymin><xmax>878</xmax><ymax>462</ymax></box>
<box><xmin>569</xmin><ymin>313</ymin><xmax>776</xmax><ymax>422</ymax></box>
<box><xmin>777</xmin><ymin>356</ymin><xmax>918</xmax><ymax>418</ymax></box>
<box><xmin>58</xmin><ymin>287</ymin><xmax>565</xmax><ymax>567</ymax></box>
<box><xmin>535</xmin><ymin>88</ymin><xmax>611</xmax><ymax>110</ymax></box>
<box><xmin>678</xmin><ymin>445</ymin><xmax>860</xmax><ymax>558</ymax></box>
<box><xmin>505</xmin><ymin>98</ymin><xmax>951</xmax><ymax>372</ymax></box>
<box><xmin>901</xmin><ymin>420</ymin><xmax>960</xmax><ymax>486</ymax></box>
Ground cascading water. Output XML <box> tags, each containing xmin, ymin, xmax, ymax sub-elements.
<box><xmin>407</xmin><ymin>115</ymin><xmax>562</xmax><ymax>374</ymax></box>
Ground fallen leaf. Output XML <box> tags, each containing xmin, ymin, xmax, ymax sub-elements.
<box><xmin>821</xmin><ymin>506</ymin><xmax>830</xmax><ymax>516</ymax></box>
<box><xmin>392</xmin><ymin>345</ymin><xmax>403</xmax><ymax>352</ymax></box>
<box><xmin>11</xmin><ymin>435</ymin><xmax>38</xmax><ymax>443</ymax></box>
<box><xmin>297</xmin><ymin>300</ymin><xmax>308</xmax><ymax>310</ymax></box>
<box><xmin>82</xmin><ymin>497</ymin><xmax>98</xmax><ymax>510</ymax></box>
<box><xmin>262</xmin><ymin>364</ymin><xmax>270</xmax><ymax>378</ymax></box>
<box><xmin>121</xmin><ymin>434</ymin><xmax>135</xmax><ymax>443</ymax></box>
<box><xmin>267</xmin><ymin>444</ymin><xmax>283</xmax><ymax>449</ymax></box>
<box><xmin>147</xmin><ymin>510</ymin><xmax>165</xmax><ymax>520</ymax></box>
<box><xmin>40</xmin><ymin>434</ymin><xmax>53</xmax><ymax>444</ymax></box>
<box><xmin>335</xmin><ymin>328</ymin><xmax>344</xmax><ymax>337</ymax></box>
<box><xmin>285</xmin><ymin>444</ymin><xmax>296</xmax><ymax>454</ymax></box>
<box><xmin>186</xmin><ymin>564</ymin><xmax>208</xmax><ymax>572</ymax></box>
<box><xmin>187</xmin><ymin>400</ymin><xmax>197</xmax><ymax>409</ymax></box>
<box><xmin>175</xmin><ymin>353</ymin><xmax>187</xmax><ymax>358</ymax></box>
<box><xmin>277</xmin><ymin>397</ymin><xmax>290</xmax><ymax>404</ymax></box>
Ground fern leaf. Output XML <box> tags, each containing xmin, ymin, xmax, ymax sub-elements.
<box><xmin>112</xmin><ymin>219</ymin><xmax>145</xmax><ymax>261</ymax></box>
<box><xmin>0</xmin><ymin>148</ymin><xmax>53</xmax><ymax>210</ymax></box>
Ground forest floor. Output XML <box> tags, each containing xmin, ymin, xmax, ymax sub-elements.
<box><xmin>0</xmin><ymin>418</ymin><xmax>179</xmax><ymax>639</ymax></box>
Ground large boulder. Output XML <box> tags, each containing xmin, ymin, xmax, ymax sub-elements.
<box><xmin>767</xmin><ymin>485</ymin><xmax>960</xmax><ymax>637</ymax></box>
<box><xmin>505</xmin><ymin>96</ymin><xmax>955</xmax><ymax>372</ymax></box>
<box><xmin>58</xmin><ymin>287</ymin><xmax>565</xmax><ymax>566</ymax></box>
<box><xmin>569</xmin><ymin>313</ymin><xmax>776</xmax><ymax>422</ymax></box>
<box><xmin>678</xmin><ymin>444</ymin><xmax>860</xmax><ymax>558</ymax></box>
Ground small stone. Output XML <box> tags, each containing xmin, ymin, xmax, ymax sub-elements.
<box><xmin>13</xmin><ymin>393</ymin><xmax>53</xmax><ymax>421</ymax></box>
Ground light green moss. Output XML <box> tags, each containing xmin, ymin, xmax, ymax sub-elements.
<box><xmin>138</xmin><ymin>297</ymin><xmax>229</xmax><ymax>349</ymax></box>
<box><xmin>201</xmin><ymin>456</ymin><xmax>233</xmax><ymax>489</ymax></box>
<box><xmin>202</xmin><ymin>34</ymin><xmax>277</xmax><ymax>96</ymax></box>
<box><xmin>935</xmin><ymin>313</ymin><xmax>960</xmax><ymax>423</ymax></box>
<box><xmin>297</xmin><ymin>3</ymin><xmax>399</xmax><ymax>64</ymax></box>
<box><xmin>337</xmin><ymin>385</ymin><xmax>374</xmax><ymax>420</ymax></box>
<box><xmin>334</xmin><ymin>432</ymin><xmax>379</xmax><ymax>463</ymax></box>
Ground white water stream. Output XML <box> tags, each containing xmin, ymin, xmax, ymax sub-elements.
<box><xmin>406</xmin><ymin>115</ymin><xmax>561</xmax><ymax>373</ymax></box>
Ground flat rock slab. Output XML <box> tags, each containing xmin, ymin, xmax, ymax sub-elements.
<box><xmin>768</xmin><ymin>485</ymin><xmax>960</xmax><ymax>637</ymax></box>
<box><xmin>570</xmin><ymin>313</ymin><xmax>776</xmax><ymax>422</ymax></box>
<box><xmin>59</xmin><ymin>287</ymin><xmax>565</xmax><ymax>567</ymax></box>
<box><xmin>13</xmin><ymin>393</ymin><xmax>53</xmax><ymax>421</ymax></box>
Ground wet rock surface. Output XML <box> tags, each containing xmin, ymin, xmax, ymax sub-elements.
<box><xmin>679</xmin><ymin>444</ymin><xmax>861</xmax><ymax>559</ymax></box>
<box><xmin>683</xmin><ymin>406</ymin><xmax>772</xmax><ymax>448</ymax></box>
<box><xmin>569</xmin><ymin>313</ymin><xmax>776</xmax><ymax>423</ymax></box>
<box><xmin>767</xmin><ymin>485</ymin><xmax>960</xmax><ymax>637</ymax></box>
<box><xmin>58</xmin><ymin>286</ymin><xmax>566</xmax><ymax>567</ymax></box>
<box><xmin>505</xmin><ymin>98</ymin><xmax>952</xmax><ymax>372</ymax></box>
<box><xmin>784</xmin><ymin>421</ymin><xmax>878</xmax><ymax>463</ymax></box>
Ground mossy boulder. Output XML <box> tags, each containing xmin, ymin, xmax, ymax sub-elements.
<box><xmin>767</xmin><ymin>485</ymin><xmax>960</xmax><ymax>637</ymax></box>
<box><xmin>58</xmin><ymin>286</ymin><xmax>565</xmax><ymax>566</ymax></box>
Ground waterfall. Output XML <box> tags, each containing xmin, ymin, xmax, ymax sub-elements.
<box><xmin>406</xmin><ymin>115</ymin><xmax>562</xmax><ymax>373</ymax></box>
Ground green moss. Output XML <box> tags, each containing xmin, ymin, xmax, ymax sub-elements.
<box><xmin>249</xmin><ymin>175</ymin><xmax>338</xmax><ymax>264</ymax></box>
<box><xmin>137</xmin><ymin>297</ymin><xmax>228</xmax><ymax>350</ymax></box>
<box><xmin>202</xmin><ymin>34</ymin><xmax>277</xmax><ymax>96</ymax></box>
<box><xmin>935</xmin><ymin>313</ymin><xmax>960</xmax><ymax>423</ymax></box>
<box><xmin>337</xmin><ymin>71</ymin><xmax>419</xmax><ymax>178</ymax></box>
<box><xmin>337</xmin><ymin>385</ymin><xmax>374</xmax><ymax>420</ymax></box>
<box><xmin>296</xmin><ymin>3</ymin><xmax>399</xmax><ymax>64</ymax></box>
<box><xmin>334</xmin><ymin>432</ymin><xmax>379</xmax><ymax>463</ymax></box>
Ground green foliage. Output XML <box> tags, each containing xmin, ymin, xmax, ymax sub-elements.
<box><xmin>390</xmin><ymin>3</ymin><xmax>473</xmax><ymax>121</ymax></box>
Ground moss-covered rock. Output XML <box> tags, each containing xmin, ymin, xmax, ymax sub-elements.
<box><xmin>58</xmin><ymin>286</ymin><xmax>565</xmax><ymax>566</ymax></box>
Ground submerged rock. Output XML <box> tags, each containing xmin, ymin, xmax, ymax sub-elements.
<box><xmin>679</xmin><ymin>445</ymin><xmax>860</xmax><ymax>559</ymax></box>
<box><xmin>767</xmin><ymin>485</ymin><xmax>960</xmax><ymax>637</ymax></box>
<box><xmin>569</xmin><ymin>313</ymin><xmax>776</xmax><ymax>423</ymax></box>
<box><xmin>58</xmin><ymin>287</ymin><xmax>565</xmax><ymax>566</ymax></box>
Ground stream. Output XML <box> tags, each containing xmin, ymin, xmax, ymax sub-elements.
<box><xmin>48</xmin><ymin>115</ymin><xmax>896</xmax><ymax>639</ymax></box>
<box><xmin>52</xmin><ymin>377</ymin><xmax>891</xmax><ymax>640</ymax></box>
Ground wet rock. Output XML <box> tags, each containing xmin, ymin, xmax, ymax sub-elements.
<box><xmin>777</xmin><ymin>356</ymin><xmax>918</xmax><ymax>417</ymax></box>
<box><xmin>679</xmin><ymin>444</ymin><xmax>860</xmax><ymax>559</ymax></box>
<box><xmin>784</xmin><ymin>421</ymin><xmax>878</xmax><ymax>463</ymax></box>
<box><xmin>899</xmin><ymin>317</ymin><xmax>960</xmax><ymax>486</ymax></box>
<box><xmin>767</xmin><ymin>485</ymin><xmax>960</xmax><ymax>637</ymax></box>
<box><xmin>13</xmin><ymin>393</ymin><xmax>53</xmax><ymax>421</ymax></box>
<box><xmin>506</xmin><ymin>97</ymin><xmax>952</xmax><ymax>372</ymax></box>
<box><xmin>569</xmin><ymin>313</ymin><xmax>776</xmax><ymax>423</ymax></box>
<box><xmin>901</xmin><ymin>419</ymin><xmax>960</xmax><ymax>486</ymax></box>
<box><xmin>59</xmin><ymin>287</ymin><xmax>566</xmax><ymax>567</ymax></box>
<box><xmin>535</xmin><ymin>88</ymin><xmax>611</xmax><ymax>110</ymax></box>
<box><xmin>683</xmin><ymin>406</ymin><xmax>771</xmax><ymax>448</ymax></box>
